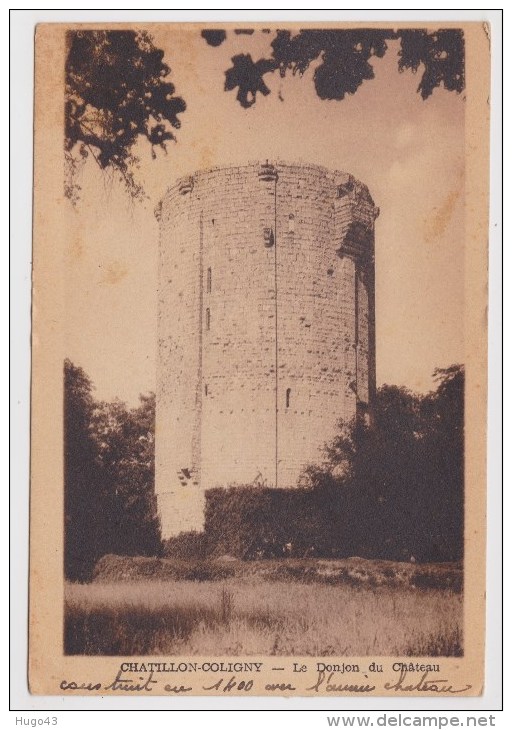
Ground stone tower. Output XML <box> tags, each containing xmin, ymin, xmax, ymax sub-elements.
<box><xmin>156</xmin><ymin>162</ymin><xmax>378</xmax><ymax>538</ymax></box>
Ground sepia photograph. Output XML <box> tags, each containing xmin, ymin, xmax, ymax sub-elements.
<box><xmin>28</xmin><ymin>18</ymin><xmax>490</xmax><ymax>697</ymax></box>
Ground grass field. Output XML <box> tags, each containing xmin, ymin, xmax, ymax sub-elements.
<box><xmin>65</xmin><ymin>557</ymin><xmax>463</xmax><ymax>656</ymax></box>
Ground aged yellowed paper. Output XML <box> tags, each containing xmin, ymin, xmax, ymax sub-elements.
<box><xmin>30</xmin><ymin>21</ymin><xmax>489</xmax><ymax>697</ymax></box>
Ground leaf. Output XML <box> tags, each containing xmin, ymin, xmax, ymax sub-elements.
<box><xmin>65</xmin><ymin>30</ymin><xmax>186</xmax><ymax>201</ymax></box>
<box><xmin>224</xmin><ymin>54</ymin><xmax>277</xmax><ymax>108</ymax></box>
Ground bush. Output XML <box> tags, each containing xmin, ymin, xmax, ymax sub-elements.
<box><xmin>204</xmin><ymin>484</ymin><xmax>354</xmax><ymax>560</ymax></box>
<box><xmin>163</xmin><ymin>531</ymin><xmax>208</xmax><ymax>560</ymax></box>
<box><xmin>202</xmin><ymin>476</ymin><xmax>463</xmax><ymax>563</ymax></box>
<box><xmin>92</xmin><ymin>553</ymin><xmax>239</xmax><ymax>583</ymax></box>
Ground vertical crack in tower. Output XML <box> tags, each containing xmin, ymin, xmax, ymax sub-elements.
<box><xmin>194</xmin><ymin>209</ymin><xmax>204</xmax><ymax>484</ymax></box>
<box><xmin>274</xmin><ymin>171</ymin><xmax>279</xmax><ymax>489</ymax></box>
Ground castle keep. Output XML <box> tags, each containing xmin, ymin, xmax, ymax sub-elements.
<box><xmin>156</xmin><ymin>162</ymin><xmax>378</xmax><ymax>537</ymax></box>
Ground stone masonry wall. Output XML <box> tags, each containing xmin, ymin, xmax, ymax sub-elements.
<box><xmin>156</xmin><ymin>162</ymin><xmax>378</xmax><ymax>537</ymax></box>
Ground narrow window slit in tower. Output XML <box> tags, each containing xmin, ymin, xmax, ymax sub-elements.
<box><xmin>206</xmin><ymin>308</ymin><xmax>210</xmax><ymax>330</ymax></box>
<box><xmin>205</xmin><ymin>384</ymin><xmax>208</xmax><ymax>396</ymax></box>
<box><xmin>288</xmin><ymin>214</ymin><xmax>295</xmax><ymax>233</ymax></box>
<box><xmin>207</xmin><ymin>267</ymin><xmax>212</xmax><ymax>293</ymax></box>
<box><xmin>286</xmin><ymin>388</ymin><xmax>291</xmax><ymax>409</ymax></box>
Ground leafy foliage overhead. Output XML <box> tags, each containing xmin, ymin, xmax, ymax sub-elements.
<box><xmin>65</xmin><ymin>30</ymin><xmax>186</xmax><ymax>201</ymax></box>
<box><xmin>201</xmin><ymin>28</ymin><xmax>465</xmax><ymax>108</ymax></box>
<box><xmin>398</xmin><ymin>29</ymin><xmax>465</xmax><ymax>99</ymax></box>
<box><xmin>271</xmin><ymin>29</ymin><xmax>391</xmax><ymax>101</ymax></box>
<box><xmin>201</xmin><ymin>29</ymin><xmax>227</xmax><ymax>47</ymax></box>
<box><xmin>225</xmin><ymin>55</ymin><xmax>277</xmax><ymax>108</ymax></box>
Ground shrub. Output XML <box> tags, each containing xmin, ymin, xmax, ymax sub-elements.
<box><xmin>204</xmin><ymin>484</ymin><xmax>354</xmax><ymax>559</ymax></box>
<box><xmin>163</xmin><ymin>531</ymin><xmax>208</xmax><ymax>560</ymax></box>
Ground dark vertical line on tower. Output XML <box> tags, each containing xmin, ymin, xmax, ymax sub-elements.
<box><xmin>367</xmin><ymin>224</ymin><xmax>377</xmax><ymax>428</ymax></box>
<box><xmin>194</xmin><ymin>209</ymin><xmax>204</xmax><ymax>487</ymax></box>
<box><xmin>354</xmin><ymin>263</ymin><xmax>359</xmax><ymax>411</ymax></box>
<box><xmin>367</xmin><ymin>262</ymin><xmax>377</xmax><ymax>427</ymax></box>
<box><xmin>274</xmin><ymin>174</ymin><xmax>279</xmax><ymax>489</ymax></box>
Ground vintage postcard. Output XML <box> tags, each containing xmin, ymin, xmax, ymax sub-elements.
<box><xmin>29</xmin><ymin>20</ymin><xmax>490</xmax><ymax>697</ymax></box>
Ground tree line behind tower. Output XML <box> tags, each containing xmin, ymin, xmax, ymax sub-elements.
<box><xmin>64</xmin><ymin>359</ymin><xmax>463</xmax><ymax>581</ymax></box>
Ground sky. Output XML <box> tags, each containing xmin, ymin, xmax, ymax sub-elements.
<box><xmin>64</xmin><ymin>25</ymin><xmax>465</xmax><ymax>406</ymax></box>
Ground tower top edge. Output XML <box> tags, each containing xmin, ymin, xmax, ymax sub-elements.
<box><xmin>158</xmin><ymin>161</ymin><xmax>376</xmax><ymax>208</ymax></box>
